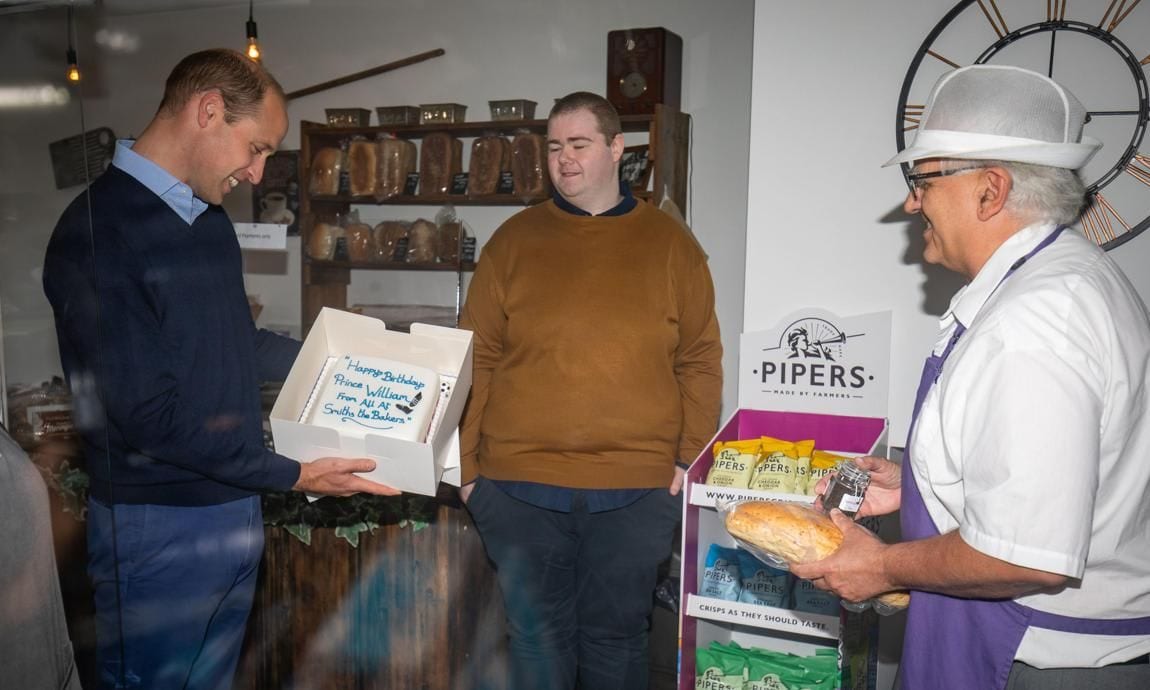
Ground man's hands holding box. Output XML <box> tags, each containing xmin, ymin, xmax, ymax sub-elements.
<box><xmin>293</xmin><ymin>456</ymin><xmax>402</xmax><ymax>497</ymax></box>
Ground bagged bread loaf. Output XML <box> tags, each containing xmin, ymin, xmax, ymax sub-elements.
<box><xmin>347</xmin><ymin>138</ymin><xmax>378</xmax><ymax>197</ymax></box>
<box><xmin>876</xmin><ymin>591</ymin><xmax>910</xmax><ymax>609</ymax></box>
<box><xmin>372</xmin><ymin>221</ymin><xmax>409</xmax><ymax>263</ymax></box>
<box><xmin>468</xmin><ymin>135</ymin><xmax>511</xmax><ymax>195</ymax></box>
<box><xmin>437</xmin><ymin>221</ymin><xmax>463</xmax><ymax>264</ymax></box>
<box><xmin>378</xmin><ymin>137</ymin><xmax>416</xmax><ymax>198</ymax></box>
<box><xmin>724</xmin><ymin>500</ymin><xmax>909</xmax><ymax>613</ymax></box>
<box><xmin>726</xmin><ymin>501</ymin><xmax>842</xmax><ymax>565</ymax></box>
<box><xmin>309</xmin><ymin>147</ymin><xmax>343</xmax><ymax>196</ymax></box>
<box><xmin>307</xmin><ymin>222</ymin><xmax>341</xmax><ymax>260</ymax></box>
<box><xmin>345</xmin><ymin>222</ymin><xmax>374</xmax><ymax>263</ymax></box>
<box><xmin>419</xmin><ymin>132</ymin><xmax>462</xmax><ymax>196</ymax></box>
<box><xmin>511</xmin><ymin>132</ymin><xmax>550</xmax><ymax>199</ymax></box>
<box><xmin>406</xmin><ymin>218</ymin><xmax>438</xmax><ymax>263</ymax></box>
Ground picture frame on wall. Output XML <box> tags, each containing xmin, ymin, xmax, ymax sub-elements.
<box><xmin>619</xmin><ymin>144</ymin><xmax>651</xmax><ymax>190</ymax></box>
<box><xmin>252</xmin><ymin>150</ymin><xmax>301</xmax><ymax>235</ymax></box>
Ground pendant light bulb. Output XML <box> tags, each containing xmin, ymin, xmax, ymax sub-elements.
<box><xmin>67</xmin><ymin>48</ymin><xmax>81</xmax><ymax>82</ymax></box>
<box><xmin>245</xmin><ymin>0</ymin><xmax>261</xmax><ymax>62</ymax></box>
<box><xmin>246</xmin><ymin>31</ymin><xmax>261</xmax><ymax>62</ymax></box>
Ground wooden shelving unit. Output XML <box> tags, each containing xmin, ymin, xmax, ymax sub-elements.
<box><xmin>298</xmin><ymin>105</ymin><xmax>690</xmax><ymax>333</ymax></box>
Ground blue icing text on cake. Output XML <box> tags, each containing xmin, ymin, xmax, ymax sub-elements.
<box><xmin>308</xmin><ymin>354</ymin><xmax>439</xmax><ymax>442</ymax></box>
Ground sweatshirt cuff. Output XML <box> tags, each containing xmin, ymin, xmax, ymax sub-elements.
<box><xmin>266</xmin><ymin>452</ymin><xmax>303</xmax><ymax>492</ymax></box>
<box><xmin>461</xmin><ymin>454</ymin><xmax>479</xmax><ymax>485</ymax></box>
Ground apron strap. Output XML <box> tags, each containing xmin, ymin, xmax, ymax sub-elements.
<box><xmin>1023</xmin><ymin>603</ymin><xmax>1150</xmax><ymax>636</ymax></box>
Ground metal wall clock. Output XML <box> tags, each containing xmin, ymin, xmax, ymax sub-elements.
<box><xmin>896</xmin><ymin>0</ymin><xmax>1149</xmax><ymax>250</ymax></box>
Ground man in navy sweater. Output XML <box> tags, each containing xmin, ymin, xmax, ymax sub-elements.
<box><xmin>43</xmin><ymin>49</ymin><xmax>397</xmax><ymax>690</ymax></box>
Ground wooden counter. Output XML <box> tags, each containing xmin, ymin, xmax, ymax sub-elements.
<box><xmin>235</xmin><ymin>496</ymin><xmax>509</xmax><ymax>690</ymax></box>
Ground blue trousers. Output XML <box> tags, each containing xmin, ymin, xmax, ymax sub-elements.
<box><xmin>86</xmin><ymin>496</ymin><xmax>263</xmax><ymax>690</ymax></box>
<box><xmin>466</xmin><ymin>478</ymin><xmax>682</xmax><ymax>690</ymax></box>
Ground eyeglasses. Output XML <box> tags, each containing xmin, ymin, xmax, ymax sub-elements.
<box><xmin>906</xmin><ymin>165</ymin><xmax>985</xmax><ymax>193</ymax></box>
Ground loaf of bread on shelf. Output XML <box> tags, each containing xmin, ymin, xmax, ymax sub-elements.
<box><xmin>406</xmin><ymin>218</ymin><xmax>438</xmax><ymax>263</ymax></box>
<box><xmin>347</xmin><ymin>138</ymin><xmax>379</xmax><ymax>197</ymax></box>
<box><xmin>308</xmin><ymin>147</ymin><xmax>343</xmax><ymax>196</ymax></box>
<box><xmin>725</xmin><ymin>500</ymin><xmax>910</xmax><ymax>611</ymax></box>
<box><xmin>345</xmin><ymin>222</ymin><xmax>374</xmax><ymax>263</ymax></box>
<box><xmin>307</xmin><ymin>222</ymin><xmax>341</xmax><ymax>260</ymax></box>
<box><xmin>467</xmin><ymin>135</ymin><xmax>511</xmax><ymax>195</ymax></box>
<box><xmin>372</xmin><ymin>221</ymin><xmax>409</xmax><ymax>263</ymax></box>
<box><xmin>511</xmin><ymin>132</ymin><xmax>550</xmax><ymax>198</ymax></box>
<box><xmin>377</xmin><ymin>137</ymin><xmax>416</xmax><ymax>198</ymax></box>
<box><xmin>437</xmin><ymin>221</ymin><xmax>463</xmax><ymax>264</ymax></box>
<box><xmin>418</xmin><ymin>132</ymin><xmax>462</xmax><ymax>196</ymax></box>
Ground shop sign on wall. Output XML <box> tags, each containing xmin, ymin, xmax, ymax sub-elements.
<box><xmin>739</xmin><ymin>309</ymin><xmax>890</xmax><ymax>418</ymax></box>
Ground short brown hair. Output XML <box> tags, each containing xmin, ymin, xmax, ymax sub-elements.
<box><xmin>549</xmin><ymin>91</ymin><xmax>622</xmax><ymax>143</ymax></box>
<box><xmin>158</xmin><ymin>48</ymin><xmax>284</xmax><ymax>123</ymax></box>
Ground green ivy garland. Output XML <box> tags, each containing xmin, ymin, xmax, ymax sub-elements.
<box><xmin>38</xmin><ymin>462</ymin><xmax>437</xmax><ymax>548</ymax></box>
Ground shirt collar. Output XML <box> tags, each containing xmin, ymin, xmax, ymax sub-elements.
<box><xmin>111</xmin><ymin>139</ymin><xmax>210</xmax><ymax>224</ymax></box>
<box><xmin>944</xmin><ymin>221</ymin><xmax>1059</xmax><ymax>329</ymax></box>
<box><xmin>551</xmin><ymin>178</ymin><xmax>637</xmax><ymax>217</ymax></box>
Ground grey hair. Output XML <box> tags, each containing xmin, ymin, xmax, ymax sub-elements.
<box><xmin>941</xmin><ymin>159</ymin><xmax>1088</xmax><ymax>226</ymax></box>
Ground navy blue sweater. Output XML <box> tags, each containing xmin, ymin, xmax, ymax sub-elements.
<box><xmin>43</xmin><ymin>166</ymin><xmax>302</xmax><ymax>505</ymax></box>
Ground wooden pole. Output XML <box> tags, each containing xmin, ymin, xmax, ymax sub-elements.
<box><xmin>284</xmin><ymin>48</ymin><xmax>445</xmax><ymax>101</ymax></box>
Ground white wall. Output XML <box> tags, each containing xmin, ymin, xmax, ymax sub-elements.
<box><xmin>748</xmin><ymin>0</ymin><xmax>1150</xmax><ymax>441</ymax></box>
<box><xmin>1</xmin><ymin>0</ymin><xmax>753</xmax><ymax>418</ymax></box>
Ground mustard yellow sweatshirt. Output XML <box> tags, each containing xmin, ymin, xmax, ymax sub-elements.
<box><xmin>459</xmin><ymin>200</ymin><xmax>722</xmax><ymax>488</ymax></box>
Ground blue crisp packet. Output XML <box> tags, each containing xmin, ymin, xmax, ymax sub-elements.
<box><xmin>792</xmin><ymin>577</ymin><xmax>841</xmax><ymax>615</ymax></box>
<box><xmin>736</xmin><ymin>548</ymin><xmax>791</xmax><ymax>607</ymax></box>
<box><xmin>700</xmin><ymin>544</ymin><xmax>743</xmax><ymax>601</ymax></box>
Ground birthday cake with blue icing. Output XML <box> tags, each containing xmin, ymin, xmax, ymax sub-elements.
<box><xmin>302</xmin><ymin>354</ymin><xmax>440</xmax><ymax>443</ymax></box>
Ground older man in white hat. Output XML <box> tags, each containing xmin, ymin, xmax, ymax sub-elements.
<box><xmin>791</xmin><ymin>65</ymin><xmax>1150</xmax><ymax>690</ymax></box>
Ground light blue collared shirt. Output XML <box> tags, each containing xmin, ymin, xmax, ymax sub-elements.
<box><xmin>111</xmin><ymin>139</ymin><xmax>209</xmax><ymax>224</ymax></box>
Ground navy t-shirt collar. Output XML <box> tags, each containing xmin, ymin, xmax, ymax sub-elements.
<box><xmin>552</xmin><ymin>178</ymin><xmax>637</xmax><ymax>217</ymax></box>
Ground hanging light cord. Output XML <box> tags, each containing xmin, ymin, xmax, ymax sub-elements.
<box><xmin>66</xmin><ymin>3</ymin><xmax>79</xmax><ymax>81</ymax></box>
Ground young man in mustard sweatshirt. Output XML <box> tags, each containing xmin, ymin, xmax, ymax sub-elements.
<box><xmin>459</xmin><ymin>91</ymin><xmax>722</xmax><ymax>690</ymax></box>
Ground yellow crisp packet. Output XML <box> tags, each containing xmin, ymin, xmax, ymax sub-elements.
<box><xmin>748</xmin><ymin>437</ymin><xmax>814</xmax><ymax>493</ymax></box>
<box><xmin>706</xmin><ymin>439</ymin><xmax>761</xmax><ymax>488</ymax></box>
<box><xmin>807</xmin><ymin>449</ymin><xmax>848</xmax><ymax>496</ymax></box>
<box><xmin>792</xmin><ymin>439</ymin><xmax>815</xmax><ymax>494</ymax></box>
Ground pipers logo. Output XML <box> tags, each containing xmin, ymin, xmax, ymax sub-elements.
<box><xmin>765</xmin><ymin>317</ymin><xmax>862</xmax><ymax>389</ymax></box>
<box><xmin>740</xmin><ymin>310</ymin><xmax>891</xmax><ymax>418</ymax></box>
<box><xmin>782</xmin><ymin>317</ymin><xmax>847</xmax><ymax>361</ymax></box>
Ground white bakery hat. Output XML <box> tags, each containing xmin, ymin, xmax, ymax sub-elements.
<box><xmin>884</xmin><ymin>64</ymin><xmax>1101</xmax><ymax>169</ymax></box>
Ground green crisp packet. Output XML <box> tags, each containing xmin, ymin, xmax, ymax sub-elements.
<box><xmin>695</xmin><ymin>645</ymin><xmax>745</xmax><ymax>690</ymax></box>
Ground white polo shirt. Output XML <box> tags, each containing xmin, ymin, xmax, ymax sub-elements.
<box><xmin>909</xmin><ymin>223</ymin><xmax>1150</xmax><ymax>668</ymax></box>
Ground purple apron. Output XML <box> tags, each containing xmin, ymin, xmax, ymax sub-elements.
<box><xmin>898</xmin><ymin>228</ymin><xmax>1150</xmax><ymax>689</ymax></box>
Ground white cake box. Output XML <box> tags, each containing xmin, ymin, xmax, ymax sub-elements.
<box><xmin>270</xmin><ymin>307</ymin><xmax>473</xmax><ymax>496</ymax></box>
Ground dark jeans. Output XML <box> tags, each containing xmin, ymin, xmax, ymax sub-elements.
<box><xmin>466</xmin><ymin>478</ymin><xmax>682</xmax><ymax>690</ymax></box>
<box><xmin>87</xmin><ymin>496</ymin><xmax>264</xmax><ymax>690</ymax></box>
<box><xmin>1005</xmin><ymin>656</ymin><xmax>1150</xmax><ymax>690</ymax></box>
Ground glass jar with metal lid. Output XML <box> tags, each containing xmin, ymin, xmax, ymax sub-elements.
<box><xmin>819</xmin><ymin>461</ymin><xmax>871</xmax><ymax>519</ymax></box>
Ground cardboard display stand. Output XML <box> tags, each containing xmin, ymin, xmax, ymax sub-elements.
<box><xmin>679</xmin><ymin>309</ymin><xmax>892</xmax><ymax>690</ymax></box>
